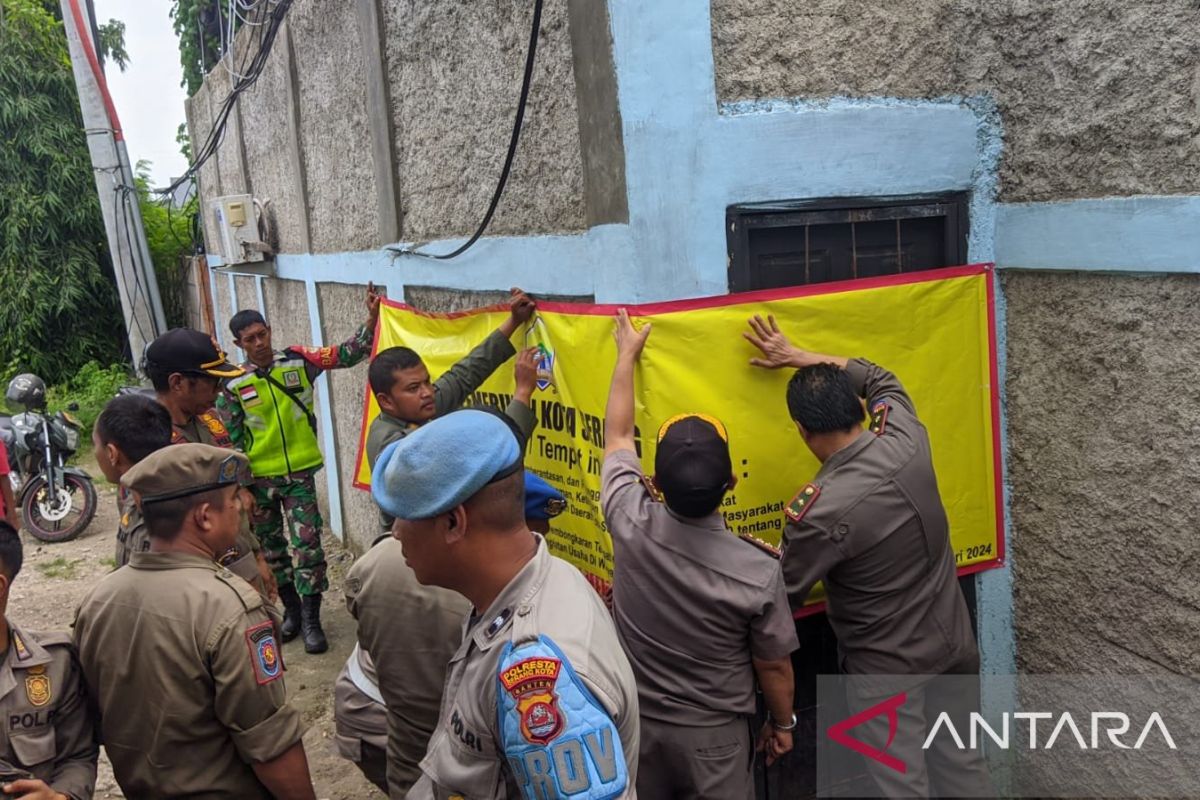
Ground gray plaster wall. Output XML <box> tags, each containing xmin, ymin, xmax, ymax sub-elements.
<box><xmin>1003</xmin><ymin>271</ymin><xmax>1200</xmax><ymax>673</ymax></box>
<box><xmin>207</xmin><ymin>64</ymin><xmax>249</xmax><ymax>198</ymax></box>
<box><xmin>710</xmin><ymin>0</ymin><xmax>1200</xmax><ymax>202</ymax></box>
<box><xmin>233</xmin><ymin>276</ymin><xmax>259</xmax><ymax>313</ymax></box>
<box><xmin>317</xmin><ymin>282</ymin><xmax>381</xmax><ymax>552</ymax></box>
<box><xmin>235</xmin><ymin>27</ymin><xmax>306</xmax><ymax>254</ymax></box>
<box><xmin>289</xmin><ymin>0</ymin><xmax>379</xmax><ymax>253</ymax></box>
<box><xmin>184</xmin><ymin>82</ymin><xmax>224</xmax><ymax>253</ymax></box>
<box><xmin>213</xmin><ymin>277</ymin><xmax>234</xmax><ymax>354</ymax></box>
<box><xmin>381</xmin><ymin>0</ymin><xmax>587</xmax><ymax>240</ymax></box>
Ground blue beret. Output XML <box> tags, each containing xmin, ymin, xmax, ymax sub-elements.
<box><xmin>372</xmin><ymin>410</ymin><xmax>522</xmax><ymax>520</ymax></box>
<box><xmin>523</xmin><ymin>471</ymin><xmax>566</xmax><ymax>521</ymax></box>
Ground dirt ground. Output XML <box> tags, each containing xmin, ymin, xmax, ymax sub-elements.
<box><xmin>9</xmin><ymin>465</ymin><xmax>385</xmax><ymax>799</ymax></box>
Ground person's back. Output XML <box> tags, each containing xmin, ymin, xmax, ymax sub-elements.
<box><xmin>346</xmin><ymin>537</ymin><xmax>469</xmax><ymax>796</ymax></box>
<box><xmin>75</xmin><ymin>556</ymin><xmax>279</xmax><ymax>796</ymax></box>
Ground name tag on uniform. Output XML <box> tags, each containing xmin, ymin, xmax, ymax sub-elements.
<box><xmin>497</xmin><ymin>636</ymin><xmax>627</xmax><ymax>799</ymax></box>
<box><xmin>238</xmin><ymin>385</ymin><xmax>261</xmax><ymax>408</ymax></box>
<box><xmin>283</xmin><ymin>369</ymin><xmax>302</xmax><ymax>389</ymax></box>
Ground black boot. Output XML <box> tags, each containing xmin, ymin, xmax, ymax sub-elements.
<box><xmin>300</xmin><ymin>593</ymin><xmax>328</xmax><ymax>654</ymax></box>
<box><xmin>278</xmin><ymin>584</ymin><xmax>302</xmax><ymax>643</ymax></box>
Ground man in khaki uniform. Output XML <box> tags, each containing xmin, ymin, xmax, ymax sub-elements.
<box><xmin>0</xmin><ymin>521</ymin><xmax>97</xmax><ymax>800</ymax></box>
<box><xmin>92</xmin><ymin>393</ymin><xmax>173</xmax><ymax>566</ymax></box>
<box><xmin>372</xmin><ymin>410</ymin><xmax>639</xmax><ymax>799</ymax></box>
<box><xmin>364</xmin><ymin>288</ymin><xmax>539</xmax><ymax>533</ymax></box>
<box><xmin>602</xmin><ymin>310</ymin><xmax>799</xmax><ymax>797</ymax></box>
<box><xmin>336</xmin><ymin>472</ymin><xmax>569</xmax><ymax>796</ymax></box>
<box><xmin>744</xmin><ymin>315</ymin><xmax>992</xmax><ymax>798</ymax></box>
<box><xmin>73</xmin><ymin>444</ymin><xmax>315</xmax><ymax>799</ymax></box>
<box><xmin>143</xmin><ymin>329</ymin><xmax>276</xmax><ymax>599</ymax></box>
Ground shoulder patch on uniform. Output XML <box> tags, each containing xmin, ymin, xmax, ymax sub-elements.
<box><xmin>215</xmin><ymin>568</ymin><xmax>265</xmax><ymax>612</ymax></box>
<box><xmin>738</xmin><ymin>533</ymin><xmax>782</xmax><ymax>559</ymax></box>
<box><xmin>497</xmin><ymin>636</ymin><xmax>628</xmax><ymax>799</ymax></box>
<box><xmin>244</xmin><ymin>621</ymin><xmax>282</xmax><ymax>685</ymax></box>
<box><xmin>24</xmin><ymin>667</ymin><xmax>51</xmax><ymax>707</ymax></box>
<box><xmin>785</xmin><ymin>484</ymin><xmax>821</xmax><ymax>523</ymax></box>
<box><xmin>639</xmin><ymin>474</ymin><xmax>662</xmax><ymax>502</ymax></box>
<box><xmin>292</xmin><ymin>345</ymin><xmax>336</xmax><ymax>369</ymax></box>
<box><xmin>199</xmin><ymin>411</ymin><xmax>232</xmax><ymax>446</ymax></box>
<box><xmin>869</xmin><ymin>400</ymin><xmax>890</xmax><ymax>435</ymax></box>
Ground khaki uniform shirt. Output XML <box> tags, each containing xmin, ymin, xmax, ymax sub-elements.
<box><xmin>73</xmin><ymin>552</ymin><xmax>305</xmax><ymax>797</ymax></box>
<box><xmin>409</xmin><ymin>537</ymin><xmax>640</xmax><ymax>800</ymax></box>
<box><xmin>172</xmin><ymin>409</ymin><xmax>267</xmax><ymax>592</ymax></box>
<box><xmin>366</xmin><ymin>330</ymin><xmax>535</xmax><ymax>532</ymax></box>
<box><xmin>601</xmin><ymin>449</ymin><xmax>799</xmax><ymax>725</ymax></box>
<box><xmin>113</xmin><ymin>487</ymin><xmax>146</xmax><ymax>567</ymax></box>
<box><xmin>345</xmin><ymin>537</ymin><xmax>470</xmax><ymax>798</ymax></box>
<box><xmin>0</xmin><ymin>624</ymin><xmax>97</xmax><ymax>800</ymax></box>
<box><xmin>781</xmin><ymin>358</ymin><xmax>977</xmax><ymax>675</ymax></box>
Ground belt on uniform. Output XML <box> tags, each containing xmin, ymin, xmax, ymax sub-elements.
<box><xmin>347</xmin><ymin>643</ymin><xmax>385</xmax><ymax>705</ymax></box>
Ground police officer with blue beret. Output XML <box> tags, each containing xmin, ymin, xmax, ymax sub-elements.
<box><xmin>373</xmin><ymin>410</ymin><xmax>640</xmax><ymax>799</ymax></box>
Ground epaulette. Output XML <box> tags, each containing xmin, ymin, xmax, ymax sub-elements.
<box><xmin>869</xmin><ymin>400</ymin><xmax>890</xmax><ymax>435</ymax></box>
<box><xmin>640</xmin><ymin>474</ymin><xmax>663</xmax><ymax>502</ymax></box>
<box><xmin>738</xmin><ymin>533</ymin><xmax>782</xmax><ymax>559</ymax></box>
<box><xmin>785</xmin><ymin>484</ymin><xmax>820</xmax><ymax>523</ymax></box>
<box><xmin>23</xmin><ymin>630</ymin><xmax>73</xmax><ymax>649</ymax></box>
<box><xmin>214</xmin><ymin>567</ymin><xmax>265</xmax><ymax>612</ymax></box>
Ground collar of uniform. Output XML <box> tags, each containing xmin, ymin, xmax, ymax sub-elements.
<box><xmin>377</xmin><ymin>411</ymin><xmax>421</xmax><ymax>432</ymax></box>
<box><xmin>663</xmin><ymin>505</ymin><xmax>729</xmax><ymax>532</ymax></box>
<box><xmin>0</xmin><ymin>621</ymin><xmax>53</xmax><ymax>703</ymax></box>
<box><xmin>128</xmin><ymin>551</ymin><xmax>225</xmax><ymax>572</ymax></box>
<box><xmin>816</xmin><ymin>429</ymin><xmax>876</xmax><ymax>478</ymax></box>
<box><xmin>468</xmin><ymin>534</ymin><xmax>550</xmax><ymax>653</ymax></box>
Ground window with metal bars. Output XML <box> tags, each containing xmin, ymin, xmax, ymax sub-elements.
<box><xmin>726</xmin><ymin>193</ymin><xmax>969</xmax><ymax>292</ymax></box>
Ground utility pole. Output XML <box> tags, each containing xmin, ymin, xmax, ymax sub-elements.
<box><xmin>60</xmin><ymin>0</ymin><xmax>167</xmax><ymax>368</ymax></box>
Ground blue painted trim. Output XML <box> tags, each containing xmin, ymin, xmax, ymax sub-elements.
<box><xmin>996</xmin><ymin>196</ymin><xmax>1200</xmax><ymax>272</ymax></box>
<box><xmin>226</xmin><ymin>272</ymin><xmax>245</xmax><ymax>363</ymax></box>
<box><xmin>304</xmin><ymin>279</ymin><xmax>344</xmax><ymax>540</ymax></box>
<box><xmin>255</xmin><ymin>275</ymin><xmax>266</xmax><ymax>314</ymax></box>
<box><xmin>208</xmin><ymin>267</ymin><xmax>223</xmax><ymax>350</ymax></box>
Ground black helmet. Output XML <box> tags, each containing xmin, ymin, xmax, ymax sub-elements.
<box><xmin>6</xmin><ymin>374</ymin><xmax>46</xmax><ymax>411</ymax></box>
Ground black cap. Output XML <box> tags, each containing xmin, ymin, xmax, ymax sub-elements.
<box><xmin>653</xmin><ymin>413</ymin><xmax>732</xmax><ymax>518</ymax></box>
<box><xmin>143</xmin><ymin>329</ymin><xmax>245</xmax><ymax>379</ymax></box>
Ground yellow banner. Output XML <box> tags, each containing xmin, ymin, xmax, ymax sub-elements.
<box><xmin>355</xmin><ymin>265</ymin><xmax>1003</xmax><ymax>603</ymax></box>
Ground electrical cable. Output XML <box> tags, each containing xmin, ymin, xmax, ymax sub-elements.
<box><xmin>388</xmin><ymin>0</ymin><xmax>545</xmax><ymax>261</ymax></box>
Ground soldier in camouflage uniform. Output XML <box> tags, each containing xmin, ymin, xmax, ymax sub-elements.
<box><xmin>218</xmin><ymin>283</ymin><xmax>381</xmax><ymax>654</ymax></box>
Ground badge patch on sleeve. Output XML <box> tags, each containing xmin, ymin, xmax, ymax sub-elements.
<box><xmin>869</xmin><ymin>400</ymin><xmax>890</xmax><ymax>435</ymax></box>
<box><xmin>497</xmin><ymin>637</ymin><xmax>627</xmax><ymax>799</ymax></box>
<box><xmin>245</xmin><ymin>621</ymin><xmax>282</xmax><ymax>685</ymax></box>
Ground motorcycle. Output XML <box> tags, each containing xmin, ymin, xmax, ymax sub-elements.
<box><xmin>0</xmin><ymin>374</ymin><xmax>98</xmax><ymax>543</ymax></box>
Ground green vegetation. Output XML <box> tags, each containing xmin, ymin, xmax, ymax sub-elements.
<box><xmin>44</xmin><ymin>361</ymin><xmax>131</xmax><ymax>435</ymax></box>
<box><xmin>0</xmin><ymin>0</ymin><xmax>126</xmax><ymax>384</ymax></box>
<box><xmin>171</xmin><ymin>0</ymin><xmax>235</xmax><ymax>95</ymax></box>
<box><xmin>36</xmin><ymin>555</ymin><xmax>84</xmax><ymax>579</ymax></box>
<box><xmin>137</xmin><ymin>161</ymin><xmax>195</xmax><ymax>329</ymax></box>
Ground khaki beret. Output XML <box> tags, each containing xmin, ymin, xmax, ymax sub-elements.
<box><xmin>121</xmin><ymin>443</ymin><xmax>248</xmax><ymax>504</ymax></box>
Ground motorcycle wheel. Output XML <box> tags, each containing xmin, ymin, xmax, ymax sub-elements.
<box><xmin>21</xmin><ymin>474</ymin><xmax>98</xmax><ymax>543</ymax></box>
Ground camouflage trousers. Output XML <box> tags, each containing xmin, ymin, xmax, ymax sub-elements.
<box><xmin>248</xmin><ymin>470</ymin><xmax>328</xmax><ymax>595</ymax></box>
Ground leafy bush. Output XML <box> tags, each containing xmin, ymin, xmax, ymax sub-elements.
<box><xmin>43</xmin><ymin>362</ymin><xmax>132</xmax><ymax>435</ymax></box>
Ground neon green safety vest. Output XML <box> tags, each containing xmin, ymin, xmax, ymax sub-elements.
<box><xmin>227</xmin><ymin>360</ymin><xmax>323</xmax><ymax>477</ymax></box>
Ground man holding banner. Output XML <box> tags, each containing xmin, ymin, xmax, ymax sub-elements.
<box><xmin>602</xmin><ymin>309</ymin><xmax>799</xmax><ymax>798</ymax></box>
<box><xmin>744</xmin><ymin>314</ymin><xmax>992</xmax><ymax>798</ymax></box>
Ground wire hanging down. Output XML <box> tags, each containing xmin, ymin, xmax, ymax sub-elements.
<box><xmin>389</xmin><ymin>0</ymin><xmax>545</xmax><ymax>261</ymax></box>
<box><xmin>158</xmin><ymin>0</ymin><xmax>291</xmax><ymax>199</ymax></box>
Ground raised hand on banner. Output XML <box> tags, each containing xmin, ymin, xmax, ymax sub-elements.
<box><xmin>613</xmin><ymin>308</ymin><xmax>651</xmax><ymax>361</ymax></box>
<box><xmin>365</xmin><ymin>281</ymin><xmax>383</xmax><ymax>328</ymax></box>
<box><xmin>744</xmin><ymin>314</ymin><xmax>804</xmax><ymax>369</ymax></box>
<box><xmin>514</xmin><ymin>347</ymin><xmax>540</xmax><ymax>405</ymax></box>
<box><xmin>500</xmin><ymin>288</ymin><xmax>537</xmax><ymax>337</ymax></box>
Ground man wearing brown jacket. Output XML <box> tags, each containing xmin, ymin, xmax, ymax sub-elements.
<box><xmin>745</xmin><ymin>314</ymin><xmax>992</xmax><ymax>798</ymax></box>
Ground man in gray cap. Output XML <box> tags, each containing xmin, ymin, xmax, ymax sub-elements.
<box><xmin>603</xmin><ymin>309</ymin><xmax>799</xmax><ymax>797</ymax></box>
<box><xmin>74</xmin><ymin>444</ymin><xmax>315</xmax><ymax>799</ymax></box>
<box><xmin>373</xmin><ymin>409</ymin><xmax>639</xmax><ymax>799</ymax></box>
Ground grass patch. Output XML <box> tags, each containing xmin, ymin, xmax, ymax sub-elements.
<box><xmin>36</xmin><ymin>556</ymin><xmax>84</xmax><ymax>580</ymax></box>
<box><xmin>99</xmin><ymin>557</ymin><xmax>116</xmax><ymax>570</ymax></box>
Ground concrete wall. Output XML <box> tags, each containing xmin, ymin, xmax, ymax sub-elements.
<box><xmin>710</xmin><ymin>0</ymin><xmax>1200</xmax><ymax>202</ymax></box>
<box><xmin>1003</xmin><ymin>271</ymin><xmax>1200</xmax><ymax>673</ymax></box>
<box><xmin>380</xmin><ymin>0</ymin><xmax>586</xmax><ymax>240</ymax></box>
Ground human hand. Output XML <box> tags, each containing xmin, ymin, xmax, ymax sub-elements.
<box><xmin>756</xmin><ymin>720</ymin><xmax>793</xmax><ymax>766</ymax></box>
<box><xmin>2</xmin><ymin>779</ymin><xmax>66</xmax><ymax>799</ymax></box>
<box><xmin>365</xmin><ymin>282</ymin><xmax>382</xmax><ymax>325</ymax></box>
<box><xmin>613</xmin><ymin>309</ymin><xmax>651</xmax><ymax>360</ymax></box>
<box><xmin>514</xmin><ymin>347</ymin><xmax>539</xmax><ymax>404</ymax></box>
<box><xmin>509</xmin><ymin>288</ymin><xmax>536</xmax><ymax>325</ymax></box>
<box><xmin>744</xmin><ymin>314</ymin><xmax>803</xmax><ymax>369</ymax></box>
